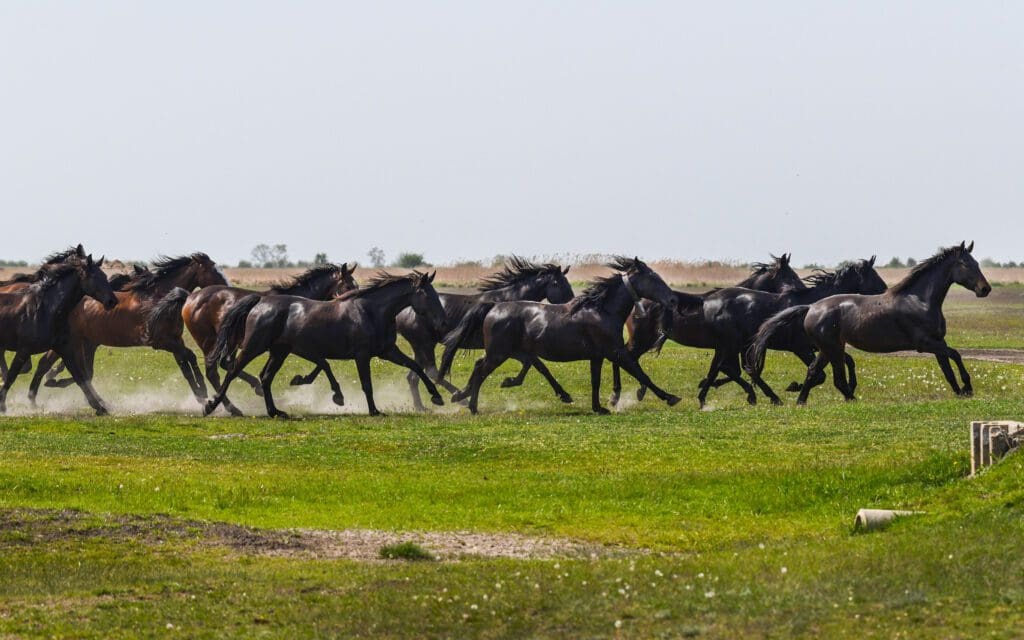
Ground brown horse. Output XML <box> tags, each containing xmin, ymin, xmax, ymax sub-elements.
<box><xmin>27</xmin><ymin>254</ymin><xmax>229</xmax><ymax>407</ymax></box>
<box><xmin>155</xmin><ymin>263</ymin><xmax>358</xmax><ymax>415</ymax></box>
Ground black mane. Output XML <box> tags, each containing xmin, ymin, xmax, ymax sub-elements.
<box><xmin>269</xmin><ymin>264</ymin><xmax>343</xmax><ymax>294</ymax></box>
<box><xmin>891</xmin><ymin>245</ymin><xmax>965</xmax><ymax>293</ymax></box>
<box><xmin>124</xmin><ymin>253</ymin><xmax>208</xmax><ymax>291</ymax></box>
<box><xmin>567</xmin><ymin>257</ymin><xmax>641</xmax><ymax>314</ymax></box>
<box><xmin>42</xmin><ymin>246</ymin><xmax>84</xmax><ymax>265</ymax></box>
<box><xmin>478</xmin><ymin>256</ymin><xmax>562</xmax><ymax>292</ymax></box>
<box><xmin>336</xmin><ymin>271</ymin><xmax>426</xmax><ymax>300</ymax></box>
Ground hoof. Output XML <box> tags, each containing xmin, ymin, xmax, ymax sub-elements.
<box><xmin>785</xmin><ymin>382</ymin><xmax>802</xmax><ymax>393</ymax></box>
<box><xmin>796</xmin><ymin>399</ymin><xmax>807</xmax><ymax>406</ymax></box>
<box><xmin>593</xmin><ymin>407</ymin><xmax>611</xmax><ymax>415</ymax></box>
<box><xmin>844</xmin><ymin>396</ymin><xmax>858</xmax><ymax>403</ymax></box>
<box><xmin>368</xmin><ymin>409</ymin><xmax>383</xmax><ymax>417</ymax></box>
<box><xmin>253</xmin><ymin>386</ymin><xmax>265</xmax><ymax>398</ymax></box>
<box><xmin>203</xmin><ymin>401</ymin><xmax>217</xmax><ymax>416</ymax></box>
<box><xmin>43</xmin><ymin>379</ymin><xmax>60</xmax><ymax>388</ymax></box>
<box><xmin>665</xmin><ymin>394</ymin><xmax>681</xmax><ymax>407</ymax></box>
<box><xmin>289</xmin><ymin>375</ymin><xmax>307</xmax><ymax>386</ymax></box>
<box><xmin>95</xmin><ymin>406</ymin><xmax>110</xmax><ymax>417</ymax></box>
<box><xmin>636</xmin><ymin>387</ymin><xmax>647</xmax><ymax>401</ymax></box>
<box><xmin>227</xmin><ymin>407</ymin><xmax>244</xmax><ymax>417</ymax></box>
<box><xmin>500</xmin><ymin>377</ymin><xmax>519</xmax><ymax>388</ymax></box>
<box><xmin>746</xmin><ymin>395</ymin><xmax>757</xmax><ymax>406</ymax></box>
<box><xmin>959</xmin><ymin>388</ymin><xmax>974</xmax><ymax>398</ymax></box>
<box><xmin>608</xmin><ymin>392</ymin><xmax>620</xmax><ymax>406</ymax></box>
<box><xmin>270</xmin><ymin>410</ymin><xmax>290</xmax><ymax>419</ymax></box>
<box><xmin>770</xmin><ymin>397</ymin><xmax>783</xmax><ymax>406</ymax></box>
<box><xmin>332</xmin><ymin>392</ymin><xmax>345</xmax><ymax>406</ymax></box>
<box><xmin>558</xmin><ymin>393</ymin><xmax>573</xmax><ymax>404</ymax></box>
<box><xmin>451</xmin><ymin>390</ymin><xmax>468</xmax><ymax>403</ymax></box>
<box><xmin>430</xmin><ymin>394</ymin><xmax>444</xmax><ymax>406</ymax></box>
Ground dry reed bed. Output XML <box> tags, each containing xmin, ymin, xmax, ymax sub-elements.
<box><xmin>4</xmin><ymin>264</ymin><xmax>1024</xmax><ymax>289</ymax></box>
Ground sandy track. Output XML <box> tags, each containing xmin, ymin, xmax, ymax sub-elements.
<box><xmin>0</xmin><ymin>508</ymin><xmax>636</xmax><ymax>562</ymax></box>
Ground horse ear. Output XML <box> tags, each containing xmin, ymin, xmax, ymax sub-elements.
<box><xmin>76</xmin><ymin>244</ymin><xmax>85</xmax><ymax>257</ymax></box>
<box><xmin>869</xmin><ymin>255</ymin><xmax>876</xmax><ymax>266</ymax></box>
<box><xmin>781</xmin><ymin>253</ymin><xmax>790</xmax><ymax>265</ymax></box>
<box><xmin>959</xmin><ymin>240</ymin><xmax>966</xmax><ymax>250</ymax></box>
<box><xmin>97</xmin><ymin>256</ymin><xmax>105</xmax><ymax>267</ymax></box>
<box><xmin>339</xmin><ymin>262</ymin><xmax>348</xmax><ymax>273</ymax></box>
<box><xmin>429</xmin><ymin>271</ymin><xmax>436</xmax><ymax>283</ymax></box>
<box><xmin>967</xmin><ymin>241</ymin><xmax>974</xmax><ymax>253</ymax></box>
<box><xmin>86</xmin><ymin>253</ymin><xmax>94</xmax><ymax>267</ymax></box>
<box><xmin>562</xmin><ymin>265</ymin><xmax>570</xmax><ymax>275</ymax></box>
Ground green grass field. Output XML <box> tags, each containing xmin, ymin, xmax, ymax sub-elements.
<box><xmin>1</xmin><ymin>287</ymin><xmax>1022</xmax><ymax>638</ymax></box>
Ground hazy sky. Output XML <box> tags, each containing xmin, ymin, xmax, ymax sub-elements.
<box><xmin>2</xmin><ymin>2</ymin><xmax>1022</xmax><ymax>267</ymax></box>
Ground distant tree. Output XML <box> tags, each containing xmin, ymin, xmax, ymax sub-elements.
<box><xmin>981</xmin><ymin>257</ymin><xmax>1000</xmax><ymax>268</ymax></box>
<box><xmin>367</xmin><ymin>247</ymin><xmax>386</xmax><ymax>268</ymax></box>
<box><xmin>314</xmin><ymin>252</ymin><xmax>329</xmax><ymax>266</ymax></box>
<box><xmin>251</xmin><ymin>244</ymin><xmax>273</xmax><ymax>267</ymax></box>
<box><xmin>394</xmin><ymin>252</ymin><xmax>426</xmax><ymax>268</ymax></box>
<box><xmin>906</xmin><ymin>257</ymin><xmax>917</xmax><ymax>267</ymax></box>
<box><xmin>237</xmin><ymin>260</ymin><xmax>253</xmax><ymax>268</ymax></box>
<box><xmin>886</xmin><ymin>257</ymin><xmax>906</xmax><ymax>268</ymax></box>
<box><xmin>491</xmin><ymin>254</ymin><xmax>510</xmax><ymax>267</ymax></box>
<box><xmin>803</xmin><ymin>263</ymin><xmax>824</xmax><ymax>270</ymax></box>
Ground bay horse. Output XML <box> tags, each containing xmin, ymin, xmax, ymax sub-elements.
<box><xmin>610</xmin><ymin>252</ymin><xmax>807</xmax><ymax>405</ymax></box>
<box><xmin>697</xmin><ymin>257</ymin><xmax>887</xmax><ymax>407</ymax></box>
<box><xmin>203</xmin><ymin>271</ymin><xmax>446</xmax><ymax>418</ymax></box>
<box><xmin>0</xmin><ymin>254</ymin><xmax>119</xmax><ymax>415</ymax></box>
<box><xmin>0</xmin><ymin>245</ymin><xmax>89</xmax><ymax>378</ymax></box>
<box><xmin>445</xmin><ymin>257</ymin><xmax>682</xmax><ymax>414</ymax></box>
<box><xmin>289</xmin><ymin>257</ymin><xmax>575</xmax><ymax>411</ymax></box>
<box><xmin>27</xmin><ymin>254</ymin><xmax>229</xmax><ymax>408</ymax></box>
<box><xmin>155</xmin><ymin>263</ymin><xmax>357</xmax><ymax>415</ymax></box>
<box><xmin>748</xmin><ymin>242</ymin><xmax>990</xmax><ymax>404</ymax></box>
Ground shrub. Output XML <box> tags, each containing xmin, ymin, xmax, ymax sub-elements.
<box><xmin>394</xmin><ymin>252</ymin><xmax>426</xmax><ymax>269</ymax></box>
<box><xmin>379</xmin><ymin>542</ymin><xmax>434</xmax><ymax>561</ymax></box>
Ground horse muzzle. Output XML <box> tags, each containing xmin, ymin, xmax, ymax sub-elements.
<box><xmin>975</xmin><ymin>283</ymin><xmax>992</xmax><ymax>297</ymax></box>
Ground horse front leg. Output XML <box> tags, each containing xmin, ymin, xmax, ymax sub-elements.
<box><xmin>0</xmin><ymin>351</ymin><xmax>31</xmax><ymax>414</ymax></box>
<box><xmin>57</xmin><ymin>347</ymin><xmax>110</xmax><ymax>416</ymax></box>
<box><xmin>608</xmin><ymin>346</ymin><xmax>681</xmax><ymax>408</ymax></box>
<box><xmin>379</xmin><ymin>344</ymin><xmax>443</xmax><ymax>407</ymax></box>
<box><xmin>28</xmin><ymin>351</ymin><xmax>61</xmax><ymax>407</ymax></box>
<box><xmin>590</xmin><ymin>358</ymin><xmax>608</xmax><ymax>414</ymax></box>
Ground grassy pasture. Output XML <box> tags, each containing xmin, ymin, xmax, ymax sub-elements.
<box><xmin>0</xmin><ymin>286</ymin><xmax>1022</xmax><ymax>638</ymax></box>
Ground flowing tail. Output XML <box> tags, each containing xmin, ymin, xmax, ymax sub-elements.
<box><xmin>145</xmin><ymin>287</ymin><xmax>189</xmax><ymax>343</ymax></box>
<box><xmin>746</xmin><ymin>305</ymin><xmax>810</xmax><ymax>376</ymax></box>
<box><xmin>209</xmin><ymin>295</ymin><xmax>261</xmax><ymax>368</ymax></box>
<box><xmin>437</xmin><ymin>302</ymin><xmax>494</xmax><ymax>381</ymax></box>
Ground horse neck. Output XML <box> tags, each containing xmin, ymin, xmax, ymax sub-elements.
<box><xmin>479</xmin><ymin>280</ymin><xmax>542</xmax><ymax>302</ymax></box>
<box><xmin>283</xmin><ymin>278</ymin><xmax>334</xmax><ymax>300</ymax></box>
<box><xmin>598</xmin><ymin>281</ymin><xmax>637</xmax><ymax>324</ymax></box>
<box><xmin>899</xmin><ymin>261</ymin><xmax>955</xmax><ymax>307</ymax></box>
<box><xmin>146</xmin><ymin>267</ymin><xmax>200</xmax><ymax>298</ymax></box>
<box><xmin>787</xmin><ymin>279</ymin><xmax>849</xmax><ymax>305</ymax></box>
<box><xmin>358</xmin><ymin>283</ymin><xmax>416</xmax><ymax>321</ymax></box>
<box><xmin>39</xmin><ymin>274</ymin><xmax>86</xmax><ymax>326</ymax></box>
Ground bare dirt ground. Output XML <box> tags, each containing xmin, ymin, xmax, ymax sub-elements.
<box><xmin>0</xmin><ymin>508</ymin><xmax>635</xmax><ymax>562</ymax></box>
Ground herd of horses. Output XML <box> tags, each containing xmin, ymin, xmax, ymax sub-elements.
<box><xmin>0</xmin><ymin>242</ymin><xmax>991</xmax><ymax>417</ymax></box>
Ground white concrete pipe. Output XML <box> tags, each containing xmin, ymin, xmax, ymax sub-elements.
<box><xmin>853</xmin><ymin>509</ymin><xmax>923</xmax><ymax>531</ymax></box>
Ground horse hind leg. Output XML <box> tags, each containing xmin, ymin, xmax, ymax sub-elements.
<box><xmin>521</xmin><ymin>355</ymin><xmax>572</xmax><ymax>404</ymax></box>
<box><xmin>258</xmin><ymin>348</ymin><xmax>291</xmax><ymax>418</ymax></box>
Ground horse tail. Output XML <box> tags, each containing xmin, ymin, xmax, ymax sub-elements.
<box><xmin>438</xmin><ymin>302</ymin><xmax>494</xmax><ymax>380</ymax></box>
<box><xmin>746</xmin><ymin>305</ymin><xmax>810</xmax><ymax>376</ymax></box>
<box><xmin>651</xmin><ymin>292</ymin><xmax>702</xmax><ymax>355</ymax></box>
<box><xmin>145</xmin><ymin>287</ymin><xmax>189</xmax><ymax>343</ymax></box>
<box><xmin>210</xmin><ymin>295</ymin><xmax>261</xmax><ymax>368</ymax></box>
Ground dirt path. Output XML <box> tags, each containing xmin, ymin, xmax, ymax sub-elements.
<box><xmin>893</xmin><ymin>348</ymin><xmax>1024</xmax><ymax>365</ymax></box>
<box><xmin>0</xmin><ymin>508</ymin><xmax>636</xmax><ymax>562</ymax></box>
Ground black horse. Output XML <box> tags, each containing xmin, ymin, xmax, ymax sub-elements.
<box><xmin>610</xmin><ymin>253</ymin><xmax>807</xmax><ymax>405</ymax></box>
<box><xmin>443</xmin><ymin>257</ymin><xmax>682</xmax><ymax>414</ymax></box>
<box><xmin>204</xmin><ymin>271</ymin><xmax>447</xmax><ymax>418</ymax></box>
<box><xmin>290</xmin><ymin>257</ymin><xmax>574</xmax><ymax>411</ymax></box>
<box><xmin>748</xmin><ymin>242</ymin><xmax>990</xmax><ymax>404</ymax></box>
<box><xmin>144</xmin><ymin>263</ymin><xmax>358</xmax><ymax>415</ymax></box>
<box><xmin>0</xmin><ymin>245</ymin><xmax>91</xmax><ymax>378</ymax></box>
<box><xmin>697</xmin><ymin>257</ymin><xmax>887</xmax><ymax>407</ymax></box>
<box><xmin>0</xmin><ymin>254</ymin><xmax>118</xmax><ymax>415</ymax></box>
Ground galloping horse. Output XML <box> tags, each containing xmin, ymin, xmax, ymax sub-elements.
<box><xmin>444</xmin><ymin>257</ymin><xmax>682</xmax><ymax>414</ymax></box>
<box><xmin>203</xmin><ymin>271</ymin><xmax>446</xmax><ymax>418</ymax></box>
<box><xmin>748</xmin><ymin>242</ymin><xmax>990</xmax><ymax>404</ymax></box>
<box><xmin>293</xmin><ymin>257</ymin><xmax>572</xmax><ymax>411</ymax></box>
<box><xmin>27</xmin><ymin>254</ymin><xmax>229</xmax><ymax>407</ymax></box>
<box><xmin>610</xmin><ymin>252</ymin><xmax>807</xmax><ymax>405</ymax></box>
<box><xmin>0</xmin><ymin>254</ymin><xmax>118</xmax><ymax>415</ymax></box>
<box><xmin>697</xmin><ymin>257</ymin><xmax>887</xmax><ymax>407</ymax></box>
<box><xmin>153</xmin><ymin>263</ymin><xmax>357</xmax><ymax>415</ymax></box>
<box><xmin>0</xmin><ymin>246</ymin><xmax>89</xmax><ymax>378</ymax></box>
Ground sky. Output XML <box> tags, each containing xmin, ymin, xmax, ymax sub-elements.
<box><xmin>1</xmin><ymin>2</ymin><xmax>1022</xmax><ymax>267</ymax></box>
